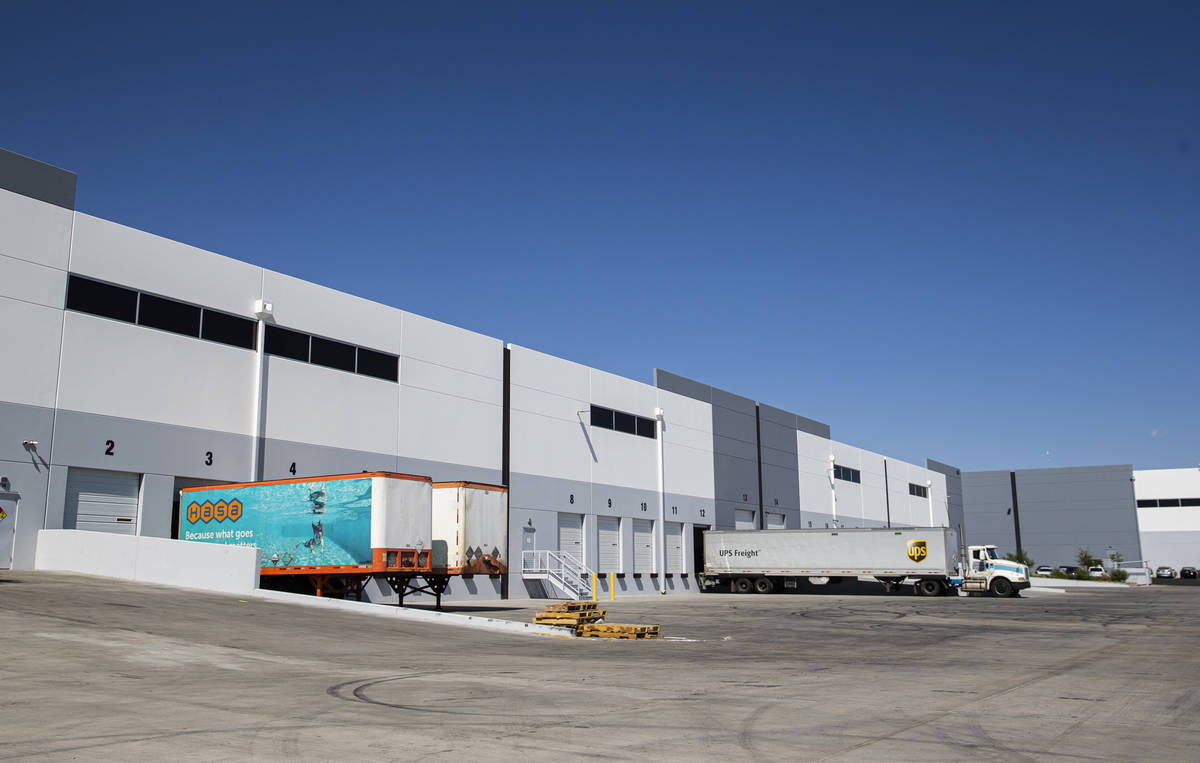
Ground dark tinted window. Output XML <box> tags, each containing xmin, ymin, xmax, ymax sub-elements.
<box><xmin>310</xmin><ymin>336</ymin><xmax>356</xmax><ymax>372</ymax></box>
<box><xmin>636</xmin><ymin>416</ymin><xmax>656</xmax><ymax>438</ymax></box>
<box><xmin>909</xmin><ymin>483</ymin><xmax>928</xmax><ymax>498</ymax></box>
<box><xmin>66</xmin><ymin>275</ymin><xmax>137</xmax><ymax>323</ymax></box>
<box><xmin>590</xmin><ymin>405</ymin><xmax>614</xmax><ymax>429</ymax></box>
<box><xmin>1181</xmin><ymin>498</ymin><xmax>1200</xmax><ymax>507</ymax></box>
<box><xmin>201</xmin><ymin>309</ymin><xmax>256</xmax><ymax>349</ymax></box>
<box><xmin>1136</xmin><ymin>499</ymin><xmax>1157</xmax><ymax>508</ymax></box>
<box><xmin>137</xmin><ymin>293</ymin><xmax>200</xmax><ymax>337</ymax></box>
<box><xmin>265</xmin><ymin>325</ymin><xmax>309</xmax><ymax>361</ymax></box>
<box><xmin>1158</xmin><ymin>498</ymin><xmax>1181</xmax><ymax>507</ymax></box>
<box><xmin>357</xmin><ymin>347</ymin><xmax>399</xmax><ymax>382</ymax></box>
<box><xmin>613</xmin><ymin>410</ymin><xmax>636</xmax><ymax>434</ymax></box>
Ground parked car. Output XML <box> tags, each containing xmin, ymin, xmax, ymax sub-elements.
<box><xmin>1180</xmin><ymin>567</ymin><xmax>1197</xmax><ymax>579</ymax></box>
<box><xmin>1088</xmin><ymin>566</ymin><xmax>1106</xmax><ymax>578</ymax></box>
<box><xmin>1034</xmin><ymin>565</ymin><xmax>1054</xmax><ymax>576</ymax></box>
<box><xmin>1058</xmin><ymin>565</ymin><xmax>1080</xmax><ymax>575</ymax></box>
<box><xmin>1155</xmin><ymin>566</ymin><xmax>1176</xmax><ymax>579</ymax></box>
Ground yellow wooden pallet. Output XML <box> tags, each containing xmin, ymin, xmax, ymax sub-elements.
<box><xmin>533</xmin><ymin>611</ymin><xmax>606</xmax><ymax>625</ymax></box>
<box><xmin>577</xmin><ymin>623</ymin><xmax>660</xmax><ymax>639</ymax></box>
<box><xmin>543</xmin><ymin>601</ymin><xmax>598</xmax><ymax>613</ymax></box>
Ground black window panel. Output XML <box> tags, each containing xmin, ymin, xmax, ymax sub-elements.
<box><xmin>265</xmin><ymin>325</ymin><xmax>310</xmax><ymax>361</ymax></box>
<box><xmin>1136</xmin><ymin>499</ymin><xmax>1157</xmax><ymax>508</ymax></box>
<box><xmin>636</xmin><ymin>416</ymin><xmax>656</xmax><ymax>438</ymax></box>
<box><xmin>1157</xmin><ymin>498</ymin><xmax>1181</xmax><ymax>507</ymax></box>
<box><xmin>833</xmin><ymin>465</ymin><xmax>843</xmax><ymax>481</ymax></box>
<box><xmin>137</xmin><ymin>293</ymin><xmax>200</xmax><ymax>337</ymax></box>
<box><xmin>357</xmin><ymin>347</ymin><xmax>398</xmax><ymax>382</ymax></box>
<box><xmin>1181</xmin><ymin>498</ymin><xmax>1200</xmax><ymax>507</ymax></box>
<box><xmin>613</xmin><ymin>410</ymin><xmax>637</xmax><ymax>434</ymax></box>
<box><xmin>65</xmin><ymin>275</ymin><xmax>137</xmax><ymax>323</ymax></box>
<box><xmin>310</xmin><ymin>336</ymin><xmax>356</xmax><ymax>372</ymax></box>
<box><xmin>853</xmin><ymin>469</ymin><xmax>861</xmax><ymax>484</ymax></box>
<box><xmin>590</xmin><ymin>405</ymin><xmax>614</xmax><ymax>429</ymax></box>
<box><xmin>201</xmin><ymin>309</ymin><xmax>256</xmax><ymax>349</ymax></box>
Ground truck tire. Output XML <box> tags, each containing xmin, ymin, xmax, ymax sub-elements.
<box><xmin>733</xmin><ymin>577</ymin><xmax>754</xmax><ymax>594</ymax></box>
<box><xmin>918</xmin><ymin>579</ymin><xmax>943</xmax><ymax>597</ymax></box>
<box><xmin>754</xmin><ymin>577</ymin><xmax>775</xmax><ymax>595</ymax></box>
<box><xmin>989</xmin><ymin>577</ymin><xmax>1013</xmax><ymax>598</ymax></box>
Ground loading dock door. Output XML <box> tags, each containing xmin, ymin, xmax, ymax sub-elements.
<box><xmin>557</xmin><ymin>512</ymin><xmax>583</xmax><ymax>562</ymax></box>
<box><xmin>766</xmin><ymin>512</ymin><xmax>785</xmax><ymax>529</ymax></box>
<box><xmin>665</xmin><ymin>521</ymin><xmax>684</xmax><ymax>572</ymax></box>
<box><xmin>735</xmin><ymin>509</ymin><xmax>756</xmax><ymax>530</ymax></box>
<box><xmin>597</xmin><ymin>516</ymin><xmax>620</xmax><ymax>572</ymax></box>
<box><xmin>633</xmin><ymin>519</ymin><xmax>654</xmax><ymax>573</ymax></box>
<box><xmin>65</xmin><ymin>468</ymin><xmax>140</xmax><ymax>535</ymax></box>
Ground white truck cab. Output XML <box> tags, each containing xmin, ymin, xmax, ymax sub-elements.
<box><xmin>958</xmin><ymin>544</ymin><xmax>1030</xmax><ymax>597</ymax></box>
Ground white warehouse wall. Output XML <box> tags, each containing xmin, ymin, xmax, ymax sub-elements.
<box><xmin>1134</xmin><ymin>468</ymin><xmax>1200</xmax><ymax>572</ymax></box>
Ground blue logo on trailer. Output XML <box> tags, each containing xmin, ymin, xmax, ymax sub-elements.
<box><xmin>180</xmin><ymin>477</ymin><xmax>373</xmax><ymax>566</ymax></box>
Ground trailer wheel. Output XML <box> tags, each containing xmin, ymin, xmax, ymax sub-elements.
<box><xmin>918</xmin><ymin>579</ymin><xmax>943</xmax><ymax>597</ymax></box>
<box><xmin>733</xmin><ymin>577</ymin><xmax>754</xmax><ymax>594</ymax></box>
<box><xmin>754</xmin><ymin>577</ymin><xmax>775</xmax><ymax>595</ymax></box>
<box><xmin>989</xmin><ymin>577</ymin><xmax>1013</xmax><ymax>598</ymax></box>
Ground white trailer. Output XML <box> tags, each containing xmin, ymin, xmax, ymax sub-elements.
<box><xmin>701</xmin><ymin>527</ymin><xmax>1029</xmax><ymax>597</ymax></box>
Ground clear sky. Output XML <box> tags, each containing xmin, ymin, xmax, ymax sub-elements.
<box><xmin>4</xmin><ymin>1</ymin><xmax>1197</xmax><ymax>472</ymax></box>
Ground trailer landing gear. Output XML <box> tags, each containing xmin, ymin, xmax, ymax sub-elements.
<box><xmin>382</xmin><ymin>574</ymin><xmax>452</xmax><ymax>609</ymax></box>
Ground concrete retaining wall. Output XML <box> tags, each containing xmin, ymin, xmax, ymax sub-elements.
<box><xmin>34</xmin><ymin>529</ymin><xmax>260</xmax><ymax>595</ymax></box>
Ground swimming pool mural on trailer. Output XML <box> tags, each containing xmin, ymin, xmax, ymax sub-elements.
<box><xmin>180</xmin><ymin>478</ymin><xmax>374</xmax><ymax>567</ymax></box>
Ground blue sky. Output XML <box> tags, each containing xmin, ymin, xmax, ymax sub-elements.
<box><xmin>4</xmin><ymin>2</ymin><xmax>1197</xmax><ymax>471</ymax></box>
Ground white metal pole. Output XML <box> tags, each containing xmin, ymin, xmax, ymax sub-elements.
<box><xmin>250</xmin><ymin>299</ymin><xmax>272</xmax><ymax>482</ymax></box>
<box><xmin>828</xmin><ymin>453</ymin><xmax>837</xmax><ymax>526</ymax></box>
<box><xmin>655</xmin><ymin>407</ymin><xmax>666</xmax><ymax>594</ymax></box>
<box><xmin>927</xmin><ymin>479</ymin><xmax>935</xmax><ymax>526</ymax></box>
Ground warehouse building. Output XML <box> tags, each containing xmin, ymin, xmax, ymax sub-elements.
<box><xmin>0</xmin><ymin>148</ymin><xmax>951</xmax><ymax>598</ymax></box>
<box><xmin>1134</xmin><ymin>468</ymin><xmax>1200</xmax><ymax>573</ymax></box>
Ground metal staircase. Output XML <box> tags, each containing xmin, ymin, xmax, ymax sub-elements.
<box><xmin>522</xmin><ymin>550</ymin><xmax>593</xmax><ymax>600</ymax></box>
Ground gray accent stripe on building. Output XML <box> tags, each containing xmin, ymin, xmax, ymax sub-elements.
<box><xmin>0</xmin><ymin>149</ymin><xmax>77</xmax><ymax>210</ymax></box>
<box><xmin>1010</xmin><ymin>471</ymin><xmax>1023</xmax><ymax>552</ymax></box>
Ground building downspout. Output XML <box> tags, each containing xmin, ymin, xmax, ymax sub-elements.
<box><xmin>655</xmin><ymin>407</ymin><xmax>666</xmax><ymax>594</ymax></box>
<box><xmin>250</xmin><ymin>299</ymin><xmax>273</xmax><ymax>481</ymax></box>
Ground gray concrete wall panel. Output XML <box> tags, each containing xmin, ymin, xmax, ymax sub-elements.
<box><xmin>652</xmin><ymin>368</ymin><xmax>711</xmax><ymax>403</ymax></box>
<box><xmin>70</xmin><ymin>214</ymin><xmax>264</xmax><ymax>318</ymax></box>
<box><xmin>927</xmin><ymin>458</ymin><xmax>965</xmax><ymax>536</ymax></box>
<box><xmin>138</xmin><ymin>473</ymin><xmax>176</xmax><ymax>539</ymax></box>
<box><xmin>0</xmin><ymin>189</ymin><xmax>73</xmax><ymax>271</ymax></box>
<box><xmin>795</xmin><ymin>414</ymin><xmax>831</xmax><ymax>439</ymax></box>
<box><xmin>1139</xmin><ymin>530</ymin><xmax>1200</xmax><ymax>571</ymax></box>
<box><xmin>0</xmin><ymin>149</ymin><xmax>76</xmax><ymax>209</ymax></box>
<box><xmin>0</xmin><ymin>252</ymin><xmax>67</xmax><ymax>309</ymax></box>
<box><xmin>1014</xmin><ymin>465</ymin><xmax>1140</xmax><ymax>569</ymax></box>
<box><xmin>0</xmin><ymin>296</ymin><xmax>65</xmax><ymax>410</ymax></box>
<box><xmin>51</xmin><ymin>409</ymin><xmax>253</xmax><ymax>483</ymax></box>
<box><xmin>0</xmin><ymin>401</ymin><xmax>54</xmax><ymax>466</ymax></box>
<box><xmin>5</xmin><ymin>459</ymin><xmax>51</xmax><ymax>569</ymax></box>
<box><xmin>961</xmin><ymin>471</ymin><xmax>1018</xmax><ymax>552</ymax></box>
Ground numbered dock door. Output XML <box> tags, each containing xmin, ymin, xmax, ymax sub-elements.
<box><xmin>597</xmin><ymin>516</ymin><xmax>620</xmax><ymax>573</ymax></box>
<box><xmin>633</xmin><ymin>518</ymin><xmax>654</xmax><ymax>573</ymax></box>
<box><xmin>0</xmin><ymin>494</ymin><xmax>16</xmax><ymax>568</ymax></box>
<box><xmin>64</xmin><ymin>468</ymin><xmax>140</xmax><ymax>535</ymax></box>
<box><xmin>766</xmin><ymin>512</ymin><xmax>786</xmax><ymax>530</ymax></box>
<box><xmin>735</xmin><ymin>509</ymin><xmax>756</xmax><ymax>530</ymax></box>
<box><xmin>557</xmin><ymin>512</ymin><xmax>583</xmax><ymax>562</ymax></box>
<box><xmin>665</xmin><ymin>521</ymin><xmax>684</xmax><ymax>572</ymax></box>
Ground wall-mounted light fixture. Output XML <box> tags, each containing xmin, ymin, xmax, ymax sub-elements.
<box><xmin>0</xmin><ymin>476</ymin><xmax>10</xmax><ymax>491</ymax></box>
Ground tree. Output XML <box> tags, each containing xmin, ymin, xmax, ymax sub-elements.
<box><xmin>1005</xmin><ymin>549</ymin><xmax>1034</xmax><ymax>567</ymax></box>
<box><xmin>1075</xmin><ymin>548</ymin><xmax>1101</xmax><ymax>568</ymax></box>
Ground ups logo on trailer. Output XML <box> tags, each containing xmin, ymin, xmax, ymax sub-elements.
<box><xmin>907</xmin><ymin>539</ymin><xmax>928</xmax><ymax>563</ymax></box>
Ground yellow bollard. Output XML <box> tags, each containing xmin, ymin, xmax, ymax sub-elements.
<box><xmin>591</xmin><ymin>573</ymin><xmax>597</xmax><ymax>601</ymax></box>
<box><xmin>609</xmin><ymin>573</ymin><xmax>615</xmax><ymax>600</ymax></box>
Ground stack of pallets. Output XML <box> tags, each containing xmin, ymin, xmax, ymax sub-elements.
<box><xmin>531</xmin><ymin>602</ymin><xmax>661</xmax><ymax>638</ymax></box>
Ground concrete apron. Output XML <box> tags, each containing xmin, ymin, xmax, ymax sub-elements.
<box><xmin>253</xmin><ymin>589</ymin><xmax>576</xmax><ymax>639</ymax></box>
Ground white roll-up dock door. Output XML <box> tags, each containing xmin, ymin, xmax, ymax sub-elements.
<box><xmin>735</xmin><ymin>509</ymin><xmax>756</xmax><ymax>530</ymax></box>
<box><xmin>557</xmin><ymin>512</ymin><xmax>583</xmax><ymax>562</ymax></box>
<box><xmin>597</xmin><ymin>516</ymin><xmax>620</xmax><ymax>572</ymax></box>
<box><xmin>64</xmin><ymin>468</ymin><xmax>141</xmax><ymax>535</ymax></box>
<box><xmin>665</xmin><ymin>521</ymin><xmax>684</xmax><ymax>572</ymax></box>
<box><xmin>766</xmin><ymin>512</ymin><xmax>785</xmax><ymax>529</ymax></box>
<box><xmin>633</xmin><ymin>518</ymin><xmax>654</xmax><ymax>573</ymax></box>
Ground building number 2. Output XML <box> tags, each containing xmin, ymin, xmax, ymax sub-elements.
<box><xmin>104</xmin><ymin>439</ymin><xmax>115</xmax><ymax>455</ymax></box>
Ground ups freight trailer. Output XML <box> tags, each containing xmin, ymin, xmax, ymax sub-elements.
<box><xmin>701</xmin><ymin>527</ymin><xmax>1029</xmax><ymax>597</ymax></box>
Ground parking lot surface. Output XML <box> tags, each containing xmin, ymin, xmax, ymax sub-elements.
<box><xmin>3</xmin><ymin>571</ymin><xmax>1199</xmax><ymax>760</ymax></box>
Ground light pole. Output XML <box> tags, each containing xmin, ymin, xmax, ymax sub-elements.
<box><xmin>926</xmin><ymin>479</ymin><xmax>934</xmax><ymax>526</ymax></box>
<box><xmin>828</xmin><ymin>454</ymin><xmax>838</xmax><ymax>527</ymax></box>
<box><xmin>655</xmin><ymin>407</ymin><xmax>667</xmax><ymax>595</ymax></box>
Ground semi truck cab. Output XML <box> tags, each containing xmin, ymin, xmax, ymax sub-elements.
<box><xmin>957</xmin><ymin>544</ymin><xmax>1030</xmax><ymax>597</ymax></box>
